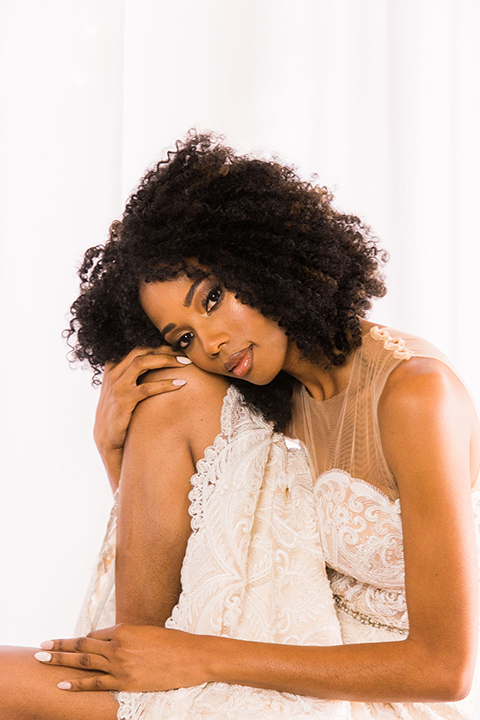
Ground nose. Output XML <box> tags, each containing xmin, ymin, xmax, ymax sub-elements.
<box><xmin>198</xmin><ymin>328</ymin><xmax>229</xmax><ymax>358</ymax></box>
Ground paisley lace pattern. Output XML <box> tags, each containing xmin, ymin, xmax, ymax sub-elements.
<box><xmin>332</xmin><ymin>588</ymin><xmax>408</xmax><ymax>636</ymax></box>
<box><xmin>314</xmin><ymin>470</ymin><xmax>405</xmax><ymax>590</ymax></box>
<box><xmin>117</xmin><ymin>684</ymin><xmax>348</xmax><ymax>720</ymax></box>
<box><xmin>313</xmin><ymin>468</ymin><xmax>408</xmax><ymax>635</ymax></box>
<box><xmin>89</xmin><ymin>387</ymin><xmax>348</xmax><ymax>718</ymax></box>
<box><xmin>187</xmin><ymin>388</ymin><xmax>265</xmax><ymax>534</ymax></box>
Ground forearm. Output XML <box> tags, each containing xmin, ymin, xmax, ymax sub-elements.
<box><xmin>199</xmin><ymin>634</ymin><xmax>471</xmax><ymax>703</ymax></box>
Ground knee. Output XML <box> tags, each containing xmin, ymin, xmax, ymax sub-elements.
<box><xmin>133</xmin><ymin>364</ymin><xmax>230</xmax><ymax>447</ymax></box>
<box><xmin>139</xmin><ymin>363</ymin><xmax>229</xmax><ymax>412</ymax></box>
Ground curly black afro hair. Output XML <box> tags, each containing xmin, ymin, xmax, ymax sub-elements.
<box><xmin>67</xmin><ymin>131</ymin><xmax>387</xmax><ymax>431</ymax></box>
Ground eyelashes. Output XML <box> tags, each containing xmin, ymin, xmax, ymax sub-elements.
<box><xmin>172</xmin><ymin>332</ymin><xmax>194</xmax><ymax>351</ymax></box>
<box><xmin>204</xmin><ymin>286</ymin><xmax>223</xmax><ymax>313</ymax></box>
<box><xmin>171</xmin><ymin>284</ymin><xmax>223</xmax><ymax>352</ymax></box>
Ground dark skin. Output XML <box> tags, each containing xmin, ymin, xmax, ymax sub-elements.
<box><xmin>30</xmin><ymin>276</ymin><xmax>478</xmax><ymax>704</ymax></box>
<box><xmin>93</xmin><ymin>347</ymin><xmax>195</xmax><ymax>492</ymax></box>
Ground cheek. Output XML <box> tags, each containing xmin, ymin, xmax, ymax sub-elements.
<box><xmin>187</xmin><ymin>347</ymin><xmax>227</xmax><ymax>376</ymax></box>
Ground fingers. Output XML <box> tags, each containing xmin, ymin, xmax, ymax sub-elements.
<box><xmin>35</xmin><ymin>649</ymin><xmax>111</xmax><ymax>673</ymax></box>
<box><xmin>106</xmin><ymin>357</ymin><xmax>190</xmax><ymax>409</ymax></box>
<box><xmin>124</xmin><ymin>353</ymin><xmax>191</xmax><ymax>386</ymax></box>
<box><xmin>56</xmin><ymin>675</ymin><xmax>117</xmax><ymax>692</ymax></box>
<box><xmin>94</xmin><ymin>350</ymin><xmax>192</xmax><ymax>457</ymax></box>
<box><xmin>39</xmin><ymin>635</ymin><xmax>110</xmax><ymax>657</ymax></box>
<box><xmin>136</xmin><ymin>377</ymin><xmax>186</xmax><ymax>400</ymax></box>
<box><xmin>108</xmin><ymin>347</ymin><xmax>190</xmax><ymax>383</ymax></box>
<box><xmin>36</xmin><ymin>630</ymin><xmax>119</xmax><ymax>693</ymax></box>
<box><xmin>108</xmin><ymin>346</ymin><xmax>169</xmax><ymax>372</ymax></box>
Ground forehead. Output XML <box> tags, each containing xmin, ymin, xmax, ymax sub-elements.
<box><xmin>139</xmin><ymin>276</ymin><xmax>193</xmax><ymax>315</ymax></box>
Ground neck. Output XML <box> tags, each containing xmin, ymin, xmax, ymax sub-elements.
<box><xmin>282</xmin><ymin>319</ymin><xmax>374</xmax><ymax>402</ymax></box>
<box><xmin>282</xmin><ymin>347</ymin><xmax>353</xmax><ymax>402</ymax></box>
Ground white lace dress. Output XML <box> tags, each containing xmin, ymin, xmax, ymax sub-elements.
<box><xmin>76</xmin><ymin>327</ymin><xmax>480</xmax><ymax>719</ymax></box>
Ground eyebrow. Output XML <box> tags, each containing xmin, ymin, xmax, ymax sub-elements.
<box><xmin>160</xmin><ymin>277</ymin><xmax>204</xmax><ymax>337</ymax></box>
<box><xmin>184</xmin><ymin>277</ymin><xmax>203</xmax><ymax>307</ymax></box>
<box><xmin>161</xmin><ymin>322</ymin><xmax>176</xmax><ymax>337</ymax></box>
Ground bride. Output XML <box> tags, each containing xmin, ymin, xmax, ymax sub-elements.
<box><xmin>2</xmin><ymin>132</ymin><xmax>479</xmax><ymax>719</ymax></box>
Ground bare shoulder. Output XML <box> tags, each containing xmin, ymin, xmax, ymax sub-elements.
<box><xmin>378</xmin><ymin>356</ymin><xmax>480</xmax><ymax>489</ymax></box>
<box><xmin>379</xmin><ymin>356</ymin><xmax>473</xmax><ymax>420</ymax></box>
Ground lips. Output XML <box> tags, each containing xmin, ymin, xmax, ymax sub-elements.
<box><xmin>224</xmin><ymin>345</ymin><xmax>253</xmax><ymax>377</ymax></box>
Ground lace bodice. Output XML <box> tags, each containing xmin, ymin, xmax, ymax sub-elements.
<box><xmin>314</xmin><ymin>469</ymin><xmax>404</xmax><ymax>590</ymax></box>
<box><xmin>313</xmin><ymin>465</ymin><xmax>410</xmax><ymax>634</ymax></box>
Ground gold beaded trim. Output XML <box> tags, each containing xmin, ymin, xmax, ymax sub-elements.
<box><xmin>333</xmin><ymin>594</ymin><xmax>408</xmax><ymax>636</ymax></box>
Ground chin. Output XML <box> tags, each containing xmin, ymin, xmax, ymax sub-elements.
<box><xmin>240</xmin><ymin>370</ymin><xmax>283</xmax><ymax>386</ymax></box>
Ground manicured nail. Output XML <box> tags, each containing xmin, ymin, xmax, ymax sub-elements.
<box><xmin>176</xmin><ymin>356</ymin><xmax>192</xmax><ymax>364</ymax></box>
<box><xmin>40</xmin><ymin>640</ymin><xmax>54</xmax><ymax>650</ymax></box>
<box><xmin>57</xmin><ymin>681</ymin><xmax>72</xmax><ymax>690</ymax></box>
<box><xmin>34</xmin><ymin>652</ymin><xmax>52</xmax><ymax>662</ymax></box>
<box><xmin>172</xmin><ymin>379</ymin><xmax>187</xmax><ymax>386</ymax></box>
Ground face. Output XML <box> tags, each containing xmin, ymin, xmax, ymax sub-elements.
<box><xmin>139</xmin><ymin>275</ymin><xmax>293</xmax><ymax>384</ymax></box>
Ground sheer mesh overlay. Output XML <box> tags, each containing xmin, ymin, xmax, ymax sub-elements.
<box><xmin>289</xmin><ymin>324</ymin><xmax>470</xmax><ymax>501</ymax></box>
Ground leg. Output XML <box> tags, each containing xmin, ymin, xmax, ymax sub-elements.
<box><xmin>1</xmin><ymin>368</ymin><xmax>229</xmax><ymax>717</ymax></box>
<box><xmin>0</xmin><ymin>646</ymin><xmax>118</xmax><ymax>720</ymax></box>
<box><xmin>116</xmin><ymin>364</ymin><xmax>230</xmax><ymax>624</ymax></box>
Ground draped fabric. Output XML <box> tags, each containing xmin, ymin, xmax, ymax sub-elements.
<box><xmin>77</xmin><ymin>387</ymin><xmax>350</xmax><ymax>719</ymax></box>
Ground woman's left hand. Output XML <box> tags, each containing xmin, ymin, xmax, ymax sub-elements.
<box><xmin>34</xmin><ymin>624</ymin><xmax>210</xmax><ymax>692</ymax></box>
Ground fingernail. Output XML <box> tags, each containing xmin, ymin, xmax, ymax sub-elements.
<box><xmin>57</xmin><ymin>681</ymin><xmax>72</xmax><ymax>690</ymax></box>
<box><xmin>172</xmin><ymin>379</ymin><xmax>187</xmax><ymax>386</ymax></box>
<box><xmin>34</xmin><ymin>652</ymin><xmax>52</xmax><ymax>662</ymax></box>
<box><xmin>40</xmin><ymin>640</ymin><xmax>54</xmax><ymax>650</ymax></box>
<box><xmin>176</xmin><ymin>356</ymin><xmax>192</xmax><ymax>365</ymax></box>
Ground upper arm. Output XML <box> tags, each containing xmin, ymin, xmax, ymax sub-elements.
<box><xmin>378</xmin><ymin>358</ymin><xmax>479</xmax><ymax>680</ymax></box>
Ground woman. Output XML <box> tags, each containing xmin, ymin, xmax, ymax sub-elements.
<box><xmin>2</xmin><ymin>132</ymin><xmax>479</xmax><ymax>719</ymax></box>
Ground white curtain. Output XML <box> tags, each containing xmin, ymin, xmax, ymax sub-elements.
<box><xmin>1</xmin><ymin>0</ymin><xmax>479</xmax><ymax>660</ymax></box>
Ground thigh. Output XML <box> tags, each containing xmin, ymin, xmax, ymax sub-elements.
<box><xmin>0</xmin><ymin>646</ymin><xmax>118</xmax><ymax>720</ymax></box>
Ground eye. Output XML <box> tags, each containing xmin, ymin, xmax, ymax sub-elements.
<box><xmin>173</xmin><ymin>332</ymin><xmax>195</xmax><ymax>351</ymax></box>
<box><xmin>204</xmin><ymin>286</ymin><xmax>223</xmax><ymax>313</ymax></box>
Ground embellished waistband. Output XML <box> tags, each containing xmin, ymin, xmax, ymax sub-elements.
<box><xmin>333</xmin><ymin>594</ymin><xmax>409</xmax><ymax>636</ymax></box>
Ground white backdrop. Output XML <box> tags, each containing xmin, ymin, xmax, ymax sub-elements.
<box><xmin>1</xmin><ymin>0</ymin><xmax>479</xmax><ymax>665</ymax></box>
